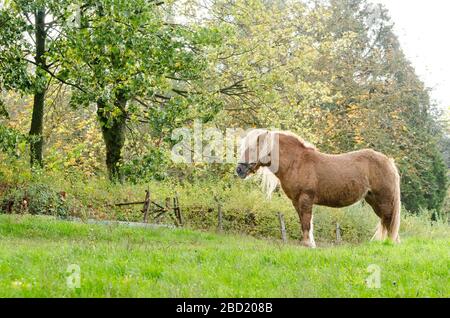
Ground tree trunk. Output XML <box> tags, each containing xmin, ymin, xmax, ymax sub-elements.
<box><xmin>29</xmin><ymin>9</ymin><xmax>46</xmax><ymax>167</ymax></box>
<box><xmin>97</xmin><ymin>95</ymin><xmax>127</xmax><ymax>182</ymax></box>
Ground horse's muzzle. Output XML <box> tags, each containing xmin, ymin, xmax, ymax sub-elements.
<box><xmin>236</xmin><ymin>164</ymin><xmax>247</xmax><ymax>179</ymax></box>
<box><xmin>236</xmin><ymin>163</ymin><xmax>255</xmax><ymax>179</ymax></box>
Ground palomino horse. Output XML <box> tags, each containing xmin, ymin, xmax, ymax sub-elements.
<box><xmin>236</xmin><ymin>129</ymin><xmax>401</xmax><ymax>247</ymax></box>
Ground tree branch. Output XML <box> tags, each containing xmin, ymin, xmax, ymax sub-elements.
<box><xmin>24</xmin><ymin>58</ymin><xmax>88</xmax><ymax>94</ymax></box>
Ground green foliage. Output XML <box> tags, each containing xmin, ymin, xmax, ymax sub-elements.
<box><xmin>0</xmin><ymin>8</ymin><xmax>33</xmax><ymax>92</ymax></box>
<box><xmin>53</xmin><ymin>0</ymin><xmax>223</xmax><ymax>127</ymax></box>
<box><xmin>401</xmin><ymin>149</ymin><xmax>448</xmax><ymax>215</ymax></box>
<box><xmin>42</xmin><ymin>0</ymin><xmax>228</xmax><ymax>179</ymax></box>
<box><xmin>0</xmin><ymin>98</ymin><xmax>9</xmax><ymax>118</ymax></box>
<box><xmin>0</xmin><ymin>124</ymin><xmax>26</xmax><ymax>156</ymax></box>
<box><xmin>121</xmin><ymin>147</ymin><xmax>170</xmax><ymax>182</ymax></box>
<box><xmin>1</xmin><ymin>183</ymin><xmax>69</xmax><ymax>218</ymax></box>
<box><xmin>0</xmin><ymin>0</ymin><xmax>81</xmax><ymax>166</ymax></box>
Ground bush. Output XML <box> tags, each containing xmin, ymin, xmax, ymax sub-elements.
<box><xmin>1</xmin><ymin>183</ymin><xmax>69</xmax><ymax>218</ymax></box>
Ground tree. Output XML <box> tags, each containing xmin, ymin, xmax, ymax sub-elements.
<box><xmin>200</xmin><ymin>0</ymin><xmax>448</xmax><ymax>213</ymax></box>
<box><xmin>0</xmin><ymin>0</ymin><xmax>72</xmax><ymax>166</ymax></box>
<box><xmin>52</xmin><ymin>0</ymin><xmax>224</xmax><ymax>181</ymax></box>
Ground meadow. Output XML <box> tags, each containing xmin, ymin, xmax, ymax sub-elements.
<box><xmin>0</xmin><ymin>214</ymin><xmax>448</xmax><ymax>297</ymax></box>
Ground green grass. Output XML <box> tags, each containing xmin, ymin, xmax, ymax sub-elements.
<box><xmin>0</xmin><ymin>214</ymin><xmax>448</xmax><ymax>297</ymax></box>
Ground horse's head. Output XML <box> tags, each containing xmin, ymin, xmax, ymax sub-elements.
<box><xmin>236</xmin><ymin>129</ymin><xmax>278</xmax><ymax>179</ymax></box>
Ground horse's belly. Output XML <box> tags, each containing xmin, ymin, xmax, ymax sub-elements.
<box><xmin>315</xmin><ymin>180</ymin><xmax>368</xmax><ymax>207</ymax></box>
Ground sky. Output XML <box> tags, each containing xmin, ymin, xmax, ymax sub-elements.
<box><xmin>370</xmin><ymin>0</ymin><xmax>450</xmax><ymax>114</ymax></box>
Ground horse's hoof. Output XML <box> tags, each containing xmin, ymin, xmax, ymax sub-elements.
<box><xmin>301</xmin><ymin>241</ymin><xmax>316</xmax><ymax>248</ymax></box>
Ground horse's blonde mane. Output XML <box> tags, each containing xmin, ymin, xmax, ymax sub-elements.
<box><xmin>240</xmin><ymin>129</ymin><xmax>315</xmax><ymax>199</ymax></box>
<box><xmin>274</xmin><ymin>130</ymin><xmax>316</xmax><ymax>150</ymax></box>
<box><xmin>258</xmin><ymin>167</ymin><xmax>279</xmax><ymax>199</ymax></box>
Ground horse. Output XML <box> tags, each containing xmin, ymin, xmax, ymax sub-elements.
<box><xmin>236</xmin><ymin>129</ymin><xmax>401</xmax><ymax>248</ymax></box>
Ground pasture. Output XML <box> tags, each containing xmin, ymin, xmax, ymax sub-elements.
<box><xmin>0</xmin><ymin>214</ymin><xmax>448</xmax><ymax>298</ymax></box>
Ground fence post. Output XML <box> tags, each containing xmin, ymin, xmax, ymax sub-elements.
<box><xmin>278</xmin><ymin>212</ymin><xmax>287</xmax><ymax>243</ymax></box>
<box><xmin>217</xmin><ymin>201</ymin><xmax>223</xmax><ymax>233</ymax></box>
<box><xmin>177</xmin><ymin>195</ymin><xmax>183</xmax><ymax>226</ymax></box>
<box><xmin>165</xmin><ymin>197</ymin><xmax>171</xmax><ymax>210</ymax></box>
<box><xmin>173</xmin><ymin>195</ymin><xmax>183</xmax><ymax>226</ymax></box>
<box><xmin>336</xmin><ymin>222</ymin><xmax>342</xmax><ymax>243</ymax></box>
<box><xmin>142</xmin><ymin>189</ymin><xmax>151</xmax><ymax>223</ymax></box>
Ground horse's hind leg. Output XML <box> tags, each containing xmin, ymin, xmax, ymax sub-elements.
<box><xmin>365</xmin><ymin>193</ymin><xmax>388</xmax><ymax>240</ymax></box>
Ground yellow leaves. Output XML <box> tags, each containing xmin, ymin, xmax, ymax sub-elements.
<box><xmin>359</xmin><ymin>93</ymin><xmax>370</xmax><ymax>100</ymax></box>
<box><xmin>335</xmin><ymin>98</ymin><xmax>345</xmax><ymax>106</ymax></box>
<box><xmin>347</xmin><ymin>104</ymin><xmax>362</xmax><ymax>120</ymax></box>
<box><xmin>348</xmin><ymin>104</ymin><xmax>359</xmax><ymax>111</ymax></box>
<box><xmin>326</xmin><ymin>114</ymin><xmax>335</xmax><ymax>128</ymax></box>
<box><xmin>390</xmin><ymin>109</ymin><xmax>401</xmax><ymax>120</ymax></box>
<box><xmin>354</xmin><ymin>134</ymin><xmax>365</xmax><ymax>145</ymax></box>
<box><xmin>64</xmin><ymin>157</ymin><xmax>77</xmax><ymax>168</ymax></box>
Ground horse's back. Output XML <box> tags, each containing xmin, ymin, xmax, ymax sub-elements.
<box><xmin>312</xmin><ymin>148</ymin><xmax>398</xmax><ymax>207</ymax></box>
<box><xmin>322</xmin><ymin>148</ymin><xmax>393</xmax><ymax>171</ymax></box>
<box><xmin>331</xmin><ymin>148</ymin><xmax>399</xmax><ymax>194</ymax></box>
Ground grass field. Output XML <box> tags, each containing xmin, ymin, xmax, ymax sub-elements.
<box><xmin>0</xmin><ymin>214</ymin><xmax>448</xmax><ymax>297</ymax></box>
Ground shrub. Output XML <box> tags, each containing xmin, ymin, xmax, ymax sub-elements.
<box><xmin>1</xmin><ymin>183</ymin><xmax>69</xmax><ymax>218</ymax></box>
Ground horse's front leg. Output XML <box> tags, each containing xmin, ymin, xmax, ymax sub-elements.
<box><xmin>294</xmin><ymin>194</ymin><xmax>316</xmax><ymax>248</ymax></box>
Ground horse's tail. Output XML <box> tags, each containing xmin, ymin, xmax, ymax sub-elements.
<box><xmin>388</xmin><ymin>158</ymin><xmax>401</xmax><ymax>243</ymax></box>
<box><xmin>372</xmin><ymin>222</ymin><xmax>386</xmax><ymax>241</ymax></box>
